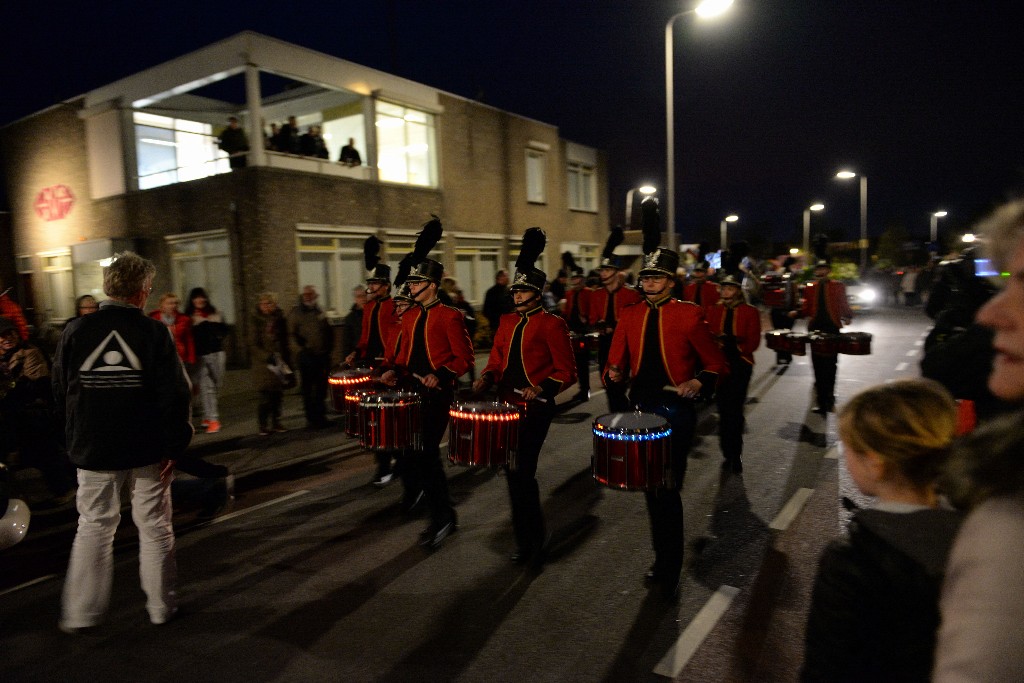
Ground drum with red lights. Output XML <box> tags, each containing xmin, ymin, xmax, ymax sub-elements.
<box><xmin>448</xmin><ymin>401</ymin><xmax>521</xmax><ymax>469</ymax></box>
<box><xmin>328</xmin><ymin>368</ymin><xmax>373</xmax><ymax>413</ymax></box>
<box><xmin>592</xmin><ymin>412</ymin><xmax>673</xmax><ymax>491</ymax></box>
<box><xmin>359</xmin><ymin>391</ymin><xmax>422</xmax><ymax>451</ymax></box>
<box><xmin>838</xmin><ymin>331</ymin><xmax>872</xmax><ymax>355</ymax></box>
<box><xmin>345</xmin><ymin>387</ymin><xmax>377</xmax><ymax>438</ymax></box>
<box><xmin>766</xmin><ymin>330</ymin><xmax>807</xmax><ymax>356</ymax></box>
<box><xmin>569</xmin><ymin>331</ymin><xmax>600</xmax><ymax>353</ymax></box>
<box><xmin>809</xmin><ymin>332</ymin><xmax>842</xmax><ymax>356</ymax></box>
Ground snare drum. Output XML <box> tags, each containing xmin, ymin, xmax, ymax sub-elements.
<box><xmin>359</xmin><ymin>392</ymin><xmax>422</xmax><ymax>451</ymax></box>
<box><xmin>765</xmin><ymin>330</ymin><xmax>789</xmax><ymax>352</ymax></box>
<box><xmin>809</xmin><ymin>333</ymin><xmax>841</xmax><ymax>356</ymax></box>
<box><xmin>783</xmin><ymin>332</ymin><xmax>809</xmax><ymax>356</ymax></box>
<box><xmin>328</xmin><ymin>368</ymin><xmax>373</xmax><ymax>413</ymax></box>
<box><xmin>569</xmin><ymin>331</ymin><xmax>601</xmax><ymax>353</ymax></box>
<box><xmin>447</xmin><ymin>401</ymin><xmax>521</xmax><ymax>469</ymax></box>
<box><xmin>344</xmin><ymin>387</ymin><xmax>377</xmax><ymax>438</ymax></box>
<box><xmin>592</xmin><ymin>412</ymin><xmax>673</xmax><ymax>491</ymax></box>
<box><xmin>838</xmin><ymin>331</ymin><xmax>872</xmax><ymax>355</ymax></box>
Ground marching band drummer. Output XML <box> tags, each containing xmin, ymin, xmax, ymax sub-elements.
<box><xmin>588</xmin><ymin>228</ymin><xmax>643</xmax><ymax>413</ymax></box>
<box><xmin>561</xmin><ymin>253</ymin><xmax>592</xmax><ymax>402</ymax></box>
<box><xmin>605</xmin><ymin>213</ymin><xmax>728</xmax><ymax>599</ymax></box>
<box><xmin>381</xmin><ymin>250</ymin><xmax>474</xmax><ymax>550</ymax></box>
<box><xmin>789</xmin><ymin>259</ymin><xmax>853</xmax><ymax>414</ymax></box>
<box><xmin>346</xmin><ymin>239</ymin><xmax>401</xmax><ymax>487</ymax></box>
<box><xmin>681</xmin><ymin>260</ymin><xmax>720</xmax><ymax>313</ymax></box>
<box><xmin>473</xmin><ymin>229</ymin><xmax>576</xmax><ymax>568</ymax></box>
<box><xmin>705</xmin><ymin>274</ymin><xmax>761</xmax><ymax>473</ymax></box>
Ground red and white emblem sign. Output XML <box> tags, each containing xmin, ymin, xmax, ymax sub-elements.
<box><xmin>33</xmin><ymin>184</ymin><xmax>75</xmax><ymax>221</ymax></box>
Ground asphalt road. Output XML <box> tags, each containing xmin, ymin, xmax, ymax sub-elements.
<box><xmin>0</xmin><ymin>305</ymin><xmax>934</xmax><ymax>682</ymax></box>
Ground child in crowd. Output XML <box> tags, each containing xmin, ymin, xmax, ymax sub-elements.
<box><xmin>801</xmin><ymin>378</ymin><xmax>963</xmax><ymax>682</ymax></box>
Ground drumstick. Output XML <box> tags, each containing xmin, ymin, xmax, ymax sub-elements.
<box><xmin>514</xmin><ymin>388</ymin><xmax>548</xmax><ymax>403</ymax></box>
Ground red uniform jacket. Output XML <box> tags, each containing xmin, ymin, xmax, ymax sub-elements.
<box><xmin>606</xmin><ymin>297</ymin><xmax>728</xmax><ymax>390</ymax></box>
<box><xmin>586</xmin><ymin>285</ymin><xmax>643</xmax><ymax>330</ymax></box>
<box><xmin>0</xmin><ymin>293</ymin><xmax>30</xmax><ymax>341</ymax></box>
<box><xmin>483</xmin><ymin>306</ymin><xmax>577</xmax><ymax>397</ymax></box>
<box><xmin>356</xmin><ymin>296</ymin><xmax>400</xmax><ymax>361</ymax></box>
<box><xmin>392</xmin><ymin>299</ymin><xmax>474</xmax><ymax>383</ymax></box>
<box><xmin>149</xmin><ymin>310</ymin><xmax>195</xmax><ymax>364</ymax></box>
<box><xmin>799</xmin><ymin>279</ymin><xmax>853</xmax><ymax>329</ymax></box>
<box><xmin>681</xmin><ymin>281</ymin><xmax>720</xmax><ymax>312</ymax></box>
<box><xmin>705</xmin><ymin>300</ymin><xmax>762</xmax><ymax>366</ymax></box>
<box><xmin>563</xmin><ymin>287</ymin><xmax>591</xmax><ymax>329</ymax></box>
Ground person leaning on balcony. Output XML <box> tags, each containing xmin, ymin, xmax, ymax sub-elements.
<box><xmin>217</xmin><ymin>116</ymin><xmax>249</xmax><ymax>170</ymax></box>
<box><xmin>339</xmin><ymin>138</ymin><xmax>362</xmax><ymax>167</ymax></box>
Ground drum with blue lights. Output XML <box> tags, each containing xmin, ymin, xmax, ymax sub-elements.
<box><xmin>592</xmin><ymin>412</ymin><xmax>673</xmax><ymax>491</ymax></box>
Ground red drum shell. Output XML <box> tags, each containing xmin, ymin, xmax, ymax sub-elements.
<box><xmin>782</xmin><ymin>333</ymin><xmax>808</xmax><ymax>356</ymax></box>
<box><xmin>762</xmin><ymin>286</ymin><xmax>786</xmax><ymax>308</ymax></box>
<box><xmin>592</xmin><ymin>412</ymin><xmax>673</xmax><ymax>491</ymax></box>
<box><xmin>765</xmin><ymin>330</ymin><xmax>789</xmax><ymax>352</ymax></box>
<box><xmin>329</xmin><ymin>369</ymin><xmax>373</xmax><ymax>412</ymax></box>
<box><xmin>447</xmin><ymin>402</ymin><xmax>521</xmax><ymax>469</ymax></box>
<box><xmin>344</xmin><ymin>387</ymin><xmax>377</xmax><ymax>438</ymax></box>
<box><xmin>810</xmin><ymin>333</ymin><xmax>841</xmax><ymax>355</ymax></box>
<box><xmin>358</xmin><ymin>392</ymin><xmax>421</xmax><ymax>451</ymax></box>
<box><xmin>838</xmin><ymin>331</ymin><xmax>872</xmax><ymax>355</ymax></box>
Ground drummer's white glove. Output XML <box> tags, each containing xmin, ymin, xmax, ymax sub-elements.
<box><xmin>607</xmin><ymin>365</ymin><xmax>623</xmax><ymax>383</ymax></box>
<box><xmin>345</xmin><ymin>351</ymin><xmax>357</xmax><ymax>365</ymax></box>
<box><xmin>420</xmin><ymin>373</ymin><xmax>440</xmax><ymax>389</ymax></box>
<box><xmin>520</xmin><ymin>385</ymin><xmax>542</xmax><ymax>401</ymax></box>
<box><xmin>380</xmin><ymin>369</ymin><xmax>398</xmax><ymax>387</ymax></box>
<box><xmin>472</xmin><ymin>375</ymin><xmax>492</xmax><ymax>394</ymax></box>
<box><xmin>677</xmin><ymin>379</ymin><xmax>702</xmax><ymax>398</ymax></box>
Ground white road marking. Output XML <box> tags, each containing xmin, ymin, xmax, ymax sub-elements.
<box><xmin>906</xmin><ymin>349</ymin><xmax>918</xmax><ymax>357</ymax></box>
<box><xmin>914</xmin><ymin>339</ymin><xmax>924</xmax><ymax>346</ymax></box>
<box><xmin>210</xmin><ymin>490</ymin><xmax>309</xmax><ymax>524</ymax></box>
<box><xmin>590</xmin><ymin>389</ymin><xmax>606</xmax><ymax>398</ymax></box>
<box><xmin>653</xmin><ymin>584</ymin><xmax>741</xmax><ymax>678</ymax></box>
<box><xmin>824</xmin><ymin>446</ymin><xmax>839</xmax><ymax>460</ymax></box>
<box><xmin>769</xmin><ymin>488</ymin><xmax>815</xmax><ymax>531</ymax></box>
<box><xmin>0</xmin><ymin>573</ymin><xmax>58</xmax><ymax>597</ymax></box>
<box><xmin>895</xmin><ymin>362</ymin><xmax>908</xmax><ymax>372</ymax></box>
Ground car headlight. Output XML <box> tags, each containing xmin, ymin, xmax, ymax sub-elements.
<box><xmin>860</xmin><ymin>288</ymin><xmax>877</xmax><ymax>303</ymax></box>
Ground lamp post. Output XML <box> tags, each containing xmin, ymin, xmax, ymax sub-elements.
<box><xmin>720</xmin><ymin>214</ymin><xmax>738</xmax><ymax>250</ymax></box>
<box><xmin>836</xmin><ymin>170</ymin><xmax>868</xmax><ymax>271</ymax></box>
<box><xmin>625</xmin><ymin>185</ymin><xmax>658</xmax><ymax>229</ymax></box>
<box><xmin>665</xmin><ymin>0</ymin><xmax>735</xmax><ymax>252</ymax></box>
<box><xmin>930</xmin><ymin>210</ymin><xmax>948</xmax><ymax>244</ymax></box>
<box><xmin>802</xmin><ymin>203</ymin><xmax>824</xmax><ymax>256</ymax></box>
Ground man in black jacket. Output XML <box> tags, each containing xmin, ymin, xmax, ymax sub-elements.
<box><xmin>54</xmin><ymin>252</ymin><xmax>192</xmax><ymax>633</ymax></box>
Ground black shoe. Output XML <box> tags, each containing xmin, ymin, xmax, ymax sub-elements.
<box><xmin>372</xmin><ymin>472</ymin><xmax>394</xmax><ymax>487</ymax></box>
<box><xmin>418</xmin><ymin>524</ymin><xmax>437</xmax><ymax>545</ymax></box>
<box><xmin>644</xmin><ymin>563</ymin><xmax>660</xmax><ymax>585</ymax></box>
<box><xmin>510</xmin><ymin>547</ymin><xmax>532</xmax><ymax>564</ymax></box>
<box><xmin>429</xmin><ymin>521</ymin><xmax>457</xmax><ymax>550</ymax></box>
<box><xmin>401</xmin><ymin>490</ymin><xmax>425</xmax><ymax>515</ymax></box>
<box><xmin>812</xmin><ymin>406</ymin><xmax>827</xmax><ymax>415</ymax></box>
<box><xmin>572</xmin><ymin>390</ymin><xmax>590</xmax><ymax>402</ymax></box>
<box><xmin>659</xmin><ymin>579</ymin><xmax>680</xmax><ymax>602</ymax></box>
<box><xmin>721</xmin><ymin>457</ymin><xmax>743</xmax><ymax>474</ymax></box>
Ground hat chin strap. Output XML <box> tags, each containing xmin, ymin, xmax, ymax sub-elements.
<box><xmin>513</xmin><ymin>290</ymin><xmax>541</xmax><ymax>309</ymax></box>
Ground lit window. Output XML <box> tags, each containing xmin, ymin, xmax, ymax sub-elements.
<box><xmin>375</xmin><ymin>102</ymin><xmax>437</xmax><ymax>187</ymax></box>
<box><xmin>134</xmin><ymin>112</ymin><xmax>228</xmax><ymax>190</ymax></box>
<box><xmin>167</xmin><ymin>233</ymin><xmax>237</xmax><ymax>324</ymax></box>
<box><xmin>568</xmin><ymin>162</ymin><xmax>597</xmax><ymax>212</ymax></box>
<box><xmin>526</xmin><ymin>149</ymin><xmax>546</xmax><ymax>204</ymax></box>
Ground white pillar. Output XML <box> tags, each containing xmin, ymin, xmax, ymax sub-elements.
<box><xmin>244</xmin><ymin>64</ymin><xmax>265</xmax><ymax>166</ymax></box>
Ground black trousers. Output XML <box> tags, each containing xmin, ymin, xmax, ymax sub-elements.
<box><xmin>769</xmin><ymin>308</ymin><xmax>796</xmax><ymax>362</ymax></box>
<box><xmin>503</xmin><ymin>395</ymin><xmax>555</xmax><ymax>553</ymax></box>
<box><xmin>574</xmin><ymin>347</ymin><xmax>591</xmax><ymax>393</ymax></box>
<box><xmin>298</xmin><ymin>350</ymin><xmax>330</xmax><ymax>425</ymax></box>
<box><xmin>810</xmin><ymin>351</ymin><xmax>838</xmax><ymax>410</ymax></box>
<box><xmin>717</xmin><ymin>360</ymin><xmax>753</xmax><ymax>460</ymax></box>
<box><xmin>598</xmin><ymin>333</ymin><xmax>630</xmax><ymax>412</ymax></box>
<box><xmin>631</xmin><ymin>390</ymin><xmax>696</xmax><ymax>586</ymax></box>
<box><xmin>257</xmin><ymin>390</ymin><xmax>283</xmax><ymax>430</ymax></box>
<box><xmin>402</xmin><ymin>386</ymin><xmax>456</xmax><ymax>529</ymax></box>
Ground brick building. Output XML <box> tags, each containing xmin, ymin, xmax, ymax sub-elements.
<box><xmin>0</xmin><ymin>32</ymin><xmax>609</xmax><ymax>361</ymax></box>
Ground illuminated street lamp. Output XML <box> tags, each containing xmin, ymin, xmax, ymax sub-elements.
<box><xmin>720</xmin><ymin>214</ymin><xmax>738</xmax><ymax>250</ymax></box>
<box><xmin>803</xmin><ymin>203</ymin><xmax>825</xmax><ymax>256</ymax></box>
<box><xmin>836</xmin><ymin>170</ymin><xmax>868</xmax><ymax>271</ymax></box>
<box><xmin>665</xmin><ymin>0</ymin><xmax>735</xmax><ymax>252</ymax></box>
<box><xmin>930</xmin><ymin>210</ymin><xmax>948</xmax><ymax>244</ymax></box>
<box><xmin>625</xmin><ymin>185</ymin><xmax>658</xmax><ymax>228</ymax></box>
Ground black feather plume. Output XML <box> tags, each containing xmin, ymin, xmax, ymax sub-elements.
<box><xmin>363</xmin><ymin>236</ymin><xmax>382</xmax><ymax>272</ymax></box>
<box><xmin>729</xmin><ymin>240</ymin><xmax>750</xmax><ymax>263</ymax></box>
<box><xmin>697</xmin><ymin>242</ymin><xmax>710</xmax><ymax>262</ymax></box>
<box><xmin>394</xmin><ymin>215</ymin><xmax>444</xmax><ymax>286</ymax></box>
<box><xmin>602</xmin><ymin>226</ymin><xmax>625</xmax><ymax>260</ymax></box>
<box><xmin>561</xmin><ymin>251</ymin><xmax>580</xmax><ymax>274</ymax></box>
<box><xmin>516</xmin><ymin>227</ymin><xmax>547</xmax><ymax>271</ymax></box>
<box><xmin>640</xmin><ymin>197</ymin><xmax>661</xmax><ymax>255</ymax></box>
<box><xmin>813</xmin><ymin>233</ymin><xmax>829</xmax><ymax>261</ymax></box>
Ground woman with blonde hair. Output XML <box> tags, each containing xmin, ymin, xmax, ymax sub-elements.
<box><xmin>802</xmin><ymin>378</ymin><xmax>962</xmax><ymax>682</ymax></box>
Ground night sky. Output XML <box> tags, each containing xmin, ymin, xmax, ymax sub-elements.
<box><xmin>2</xmin><ymin>0</ymin><xmax>1022</xmax><ymax>251</ymax></box>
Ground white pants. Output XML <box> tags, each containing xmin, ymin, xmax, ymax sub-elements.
<box><xmin>60</xmin><ymin>464</ymin><xmax>177</xmax><ymax>628</ymax></box>
<box><xmin>191</xmin><ymin>351</ymin><xmax>226</xmax><ymax>421</ymax></box>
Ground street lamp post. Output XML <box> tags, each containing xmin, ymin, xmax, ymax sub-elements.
<box><xmin>625</xmin><ymin>185</ymin><xmax>658</xmax><ymax>229</ymax></box>
<box><xmin>803</xmin><ymin>203</ymin><xmax>825</xmax><ymax>256</ymax></box>
<box><xmin>720</xmin><ymin>214</ymin><xmax>738</xmax><ymax>250</ymax></box>
<box><xmin>836</xmin><ymin>170</ymin><xmax>868</xmax><ymax>271</ymax></box>
<box><xmin>930</xmin><ymin>210</ymin><xmax>948</xmax><ymax>244</ymax></box>
<box><xmin>665</xmin><ymin>0</ymin><xmax>734</xmax><ymax>252</ymax></box>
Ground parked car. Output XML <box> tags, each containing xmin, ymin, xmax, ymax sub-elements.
<box><xmin>842</xmin><ymin>278</ymin><xmax>878</xmax><ymax>311</ymax></box>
